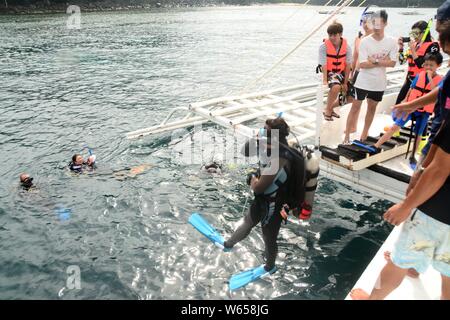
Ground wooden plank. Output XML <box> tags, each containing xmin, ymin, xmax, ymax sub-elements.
<box><xmin>321</xmin><ymin>143</ymin><xmax>410</xmax><ymax>171</ymax></box>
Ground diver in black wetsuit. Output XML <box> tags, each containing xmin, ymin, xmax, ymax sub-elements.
<box><xmin>223</xmin><ymin>118</ymin><xmax>297</xmax><ymax>272</ymax></box>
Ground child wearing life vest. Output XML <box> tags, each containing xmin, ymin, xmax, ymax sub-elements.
<box><xmin>318</xmin><ymin>21</ymin><xmax>353</xmax><ymax>121</ymax></box>
<box><xmin>374</xmin><ymin>53</ymin><xmax>443</xmax><ymax>159</ymax></box>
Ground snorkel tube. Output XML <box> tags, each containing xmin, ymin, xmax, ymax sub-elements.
<box><xmin>421</xmin><ymin>19</ymin><xmax>433</xmax><ymax>43</ymax></box>
<box><xmin>359</xmin><ymin>5</ymin><xmax>376</xmax><ymax>27</ymax></box>
<box><xmin>82</xmin><ymin>146</ymin><xmax>96</xmax><ymax>165</ymax></box>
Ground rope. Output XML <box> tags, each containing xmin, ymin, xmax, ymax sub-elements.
<box><xmin>273</xmin><ymin>0</ymin><xmax>312</xmax><ymax>30</ymax></box>
<box><xmin>239</xmin><ymin>0</ymin><xmax>354</xmax><ymax>94</ymax></box>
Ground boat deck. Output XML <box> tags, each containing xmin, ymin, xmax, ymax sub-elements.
<box><xmin>126</xmin><ymin>63</ymin><xmax>448</xmax><ymax>300</ymax></box>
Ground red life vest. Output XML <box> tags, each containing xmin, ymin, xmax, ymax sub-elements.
<box><xmin>407</xmin><ymin>41</ymin><xmax>436</xmax><ymax>79</ymax></box>
<box><xmin>407</xmin><ymin>71</ymin><xmax>442</xmax><ymax>114</ymax></box>
<box><xmin>325</xmin><ymin>38</ymin><xmax>347</xmax><ymax>75</ymax></box>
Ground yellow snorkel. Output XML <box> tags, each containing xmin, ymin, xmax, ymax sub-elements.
<box><xmin>402</xmin><ymin>19</ymin><xmax>433</xmax><ymax>61</ymax></box>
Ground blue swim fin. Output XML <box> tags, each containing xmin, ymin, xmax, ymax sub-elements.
<box><xmin>189</xmin><ymin>213</ymin><xmax>226</xmax><ymax>250</ymax></box>
<box><xmin>352</xmin><ymin>140</ymin><xmax>380</xmax><ymax>154</ymax></box>
<box><xmin>55</xmin><ymin>207</ymin><xmax>71</xmax><ymax>221</ymax></box>
<box><xmin>229</xmin><ymin>265</ymin><xmax>277</xmax><ymax>291</ymax></box>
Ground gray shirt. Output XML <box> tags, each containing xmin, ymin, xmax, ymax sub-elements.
<box><xmin>318</xmin><ymin>41</ymin><xmax>353</xmax><ymax>67</ymax></box>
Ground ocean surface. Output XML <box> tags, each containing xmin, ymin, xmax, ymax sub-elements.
<box><xmin>0</xmin><ymin>5</ymin><xmax>438</xmax><ymax>299</ymax></box>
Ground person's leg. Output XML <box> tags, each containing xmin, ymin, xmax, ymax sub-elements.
<box><xmin>374</xmin><ymin>125</ymin><xmax>401</xmax><ymax>148</ymax></box>
<box><xmin>350</xmin><ymin>260</ymin><xmax>409</xmax><ymax>300</ymax></box>
<box><xmin>384</xmin><ymin>251</ymin><xmax>420</xmax><ymax>278</ymax></box>
<box><xmin>442</xmin><ymin>275</ymin><xmax>450</xmax><ymax>300</ymax></box>
<box><xmin>324</xmin><ymin>84</ymin><xmax>340</xmax><ymax>118</ymax></box>
<box><xmin>261</xmin><ymin>209</ymin><xmax>283</xmax><ymax>271</ymax></box>
<box><xmin>224</xmin><ymin>200</ymin><xmax>262</xmax><ymax>248</ymax></box>
<box><xmin>348</xmin><ymin>94</ymin><xmax>360</xmax><ymax>134</ymax></box>
<box><xmin>353</xmin><ymin>209</ymin><xmax>431</xmax><ymax>300</ymax></box>
<box><xmin>360</xmin><ymin>98</ymin><xmax>380</xmax><ymax>142</ymax></box>
<box><xmin>412</xmin><ymin>113</ymin><xmax>430</xmax><ymax>159</ymax></box>
<box><xmin>344</xmin><ymin>99</ymin><xmax>364</xmax><ymax>143</ymax></box>
<box><xmin>395</xmin><ymin>79</ymin><xmax>411</xmax><ymax>105</ymax></box>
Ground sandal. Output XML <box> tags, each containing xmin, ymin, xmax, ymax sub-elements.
<box><xmin>331</xmin><ymin>111</ymin><xmax>340</xmax><ymax>118</ymax></box>
<box><xmin>323</xmin><ymin>112</ymin><xmax>334</xmax><ymax>121</ymax></box>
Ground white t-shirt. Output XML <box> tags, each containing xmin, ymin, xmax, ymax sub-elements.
<box><xmin>354</xmin><ymin>34</ymin><xmax>398</xmax><ymax>92</ymax></box>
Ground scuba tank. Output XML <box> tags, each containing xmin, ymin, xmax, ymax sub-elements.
<box><xmin>282</xmin><ymin>144</ymin><xmax>320</xmax><ymax>221</ymax></box>
<box><xmin>299</xmin><ymin>146</ymin><xmax>320</xmax><ymax>220</ymax></box>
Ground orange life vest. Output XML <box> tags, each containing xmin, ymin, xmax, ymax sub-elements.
<box><xmin>407</xmin><ymin>41</ymin><xmax>435</xmax><ymax>79</ymax></box>
<box><xmin>407</xmin><ymin>71</ymin><xmax>442</xmax><ymax>114</ymax></box>
<box><xmin>325</xmin><ymin>38</ymin><xmax>347</xmax><ymax>75</ymax></box>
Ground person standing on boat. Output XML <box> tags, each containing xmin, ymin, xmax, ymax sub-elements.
<box><xmin>396</xmin><ymin>20</ymin><xmax>440</xmax><ymax>105</ymax></box>
<box><xmin>392</xmin><ymin>3</ymin><xmax>450</xmax><ymax>194</ymax></box>
<box><xmin>373</xmin><ymin>53</ymin><xmax>443</xmax><ymax>160</ymax></box>
<box><xmin>350</xmin><ymin>8</ymin><xmax>450</xmax><ymax>300</ymax></box>
<box><xmin>350</xmin><ymin>110</ymin><xmax>450</xmax><ymax>300</ymax></box>
<box><xmin>346</xmin><ymin>8</ymin><xmax>374</xmax><ymax>134</ymax></box>
<box><xmin>318</xmin><ymin>21</ymin><xmax>353</xmax><ymax>121</ymax></box>
<box><xmin>344</xmin><ymin>10</ymin><xmax>398</xmax><ymax>143</ymax></box>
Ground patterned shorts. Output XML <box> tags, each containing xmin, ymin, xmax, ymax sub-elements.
<box><xmin>392</xmin><ymin>209</ymin><xmax>450</xmax><ymax>277</ymax></box>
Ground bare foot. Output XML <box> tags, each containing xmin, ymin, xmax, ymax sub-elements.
<box><xmin>350</xmin><ymin>288</ymin><xmax>370</xmax><ymax>300</ymax></box>
<box><xmin>384</xmin><ymin>251</ymin><xmax>419</xmax><ymax>278</ymax></box>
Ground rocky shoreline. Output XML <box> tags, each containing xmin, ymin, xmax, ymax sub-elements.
<box><xmin>0</xmin><ymin>1</ymin><xmax>439</xmax><ymax>15</ymax></box>
<box><xmin>0</xmin><ymin>1</ymin><xmax>229</xmax><ymax>15</ymax></box>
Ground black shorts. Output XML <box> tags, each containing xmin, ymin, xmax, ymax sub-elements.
<box><xmin>354</xmin><ymin>87</ymin><xmax>384</xmax><ymax>102</ymax></box>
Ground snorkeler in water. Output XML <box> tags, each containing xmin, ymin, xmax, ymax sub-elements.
<box><xmin>201</xmin><ymin>161</ymin><xmax>222</xmax><ymax>174</ymax></box>
<box><xmin>69</xmin><ymin>154</ymin><xmax>96</xmax><ymax>173</ymax></box>
<box><xmin>19</xmin><ymin>173</ymin><xmax>35</xmax><ymax>191</ymax></box>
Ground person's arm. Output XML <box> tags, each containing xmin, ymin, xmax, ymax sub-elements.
<box><xmin>409</xmin><ymin>39</ymin><xmax>419</xmax><ymax>60</ymax></box>
<box><xmin>350</xmin><ymin>37</ymin><xmax>360</xmax><ymax>78</ymax></box>
<box><xmin>358</xmin><ymin>39</ymin><xmax>377</xmax><ymax>69</ymax></box>
<box><xmin>406</xmin><ymin>143</ymin><xmax>437</xmax><ymax>195</ymax></box>
<box><xmin>359</xmin><ymin>60</ymin><xmax>377</xmax><ymax>69</ymax></box>
<box><xmin>392</xmin><ymin>87</ymin><xmax>439</xmax><ymax>117</ymax></box>
<box><xmin>319</xmin><ymin>44</ymin><xmax>328</xmax><ymax>85</ymax></box>
<box><xmin>379</xmin><ymin>40</ymin><xmax>399</xmax><ymax>68</ymax></box>
<box><xmin>378</xmin><ymin>57</ymin><xmax>396</xmax><ymax>68</ymax></box>
<box><xmin>428</xmin><ymin>73</ymin><xmax>440</xmax><ymax>90</ymax></box>
<box><xmin>385</xmin><ymin>145</ymin><xmax>450</xmax><ymax>225</ymax></box>
<box><xmin>323</xmin><ymin>68</ymin><xmax>328</xmax><ymax>85</ymax></box>
<box><xmin>344</xmin><ymin>45</ymin><xmax>352</xmax><ymax>87</ymax></box>
<box><xmin>251</xmin><ymin>158</ymin><xmax>289</xmax><ymax>194</ymax></box>
<box><xmin>402</xmin><ymin>146</ymin><xmax>450</xmax><ymax>209</ymax></box>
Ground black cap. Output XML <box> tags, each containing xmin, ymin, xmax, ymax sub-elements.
<box><xmin>436</xmin><ymin>0</ymin><xmax>450</xmax><ymax>21</ymax></box>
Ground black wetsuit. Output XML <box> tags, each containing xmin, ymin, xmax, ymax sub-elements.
<box><xmin>224</xmin><ymin>146</ymin><xmax>292</xmax><ymax>271</ymax></box>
